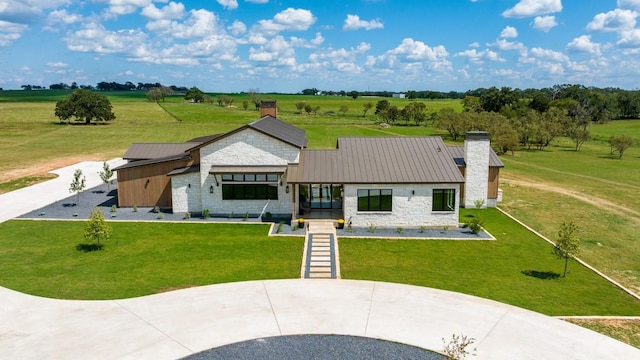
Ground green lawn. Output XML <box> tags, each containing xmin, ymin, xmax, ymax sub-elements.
<box><xmin>0</xmin><ymin>221</ymin><xmax>303</xmax><ymax>300</ymax></box>
<box><xmin>340</xmin><ymin>209</ymin><xmax>640</xmax><ymax>316</ymax></box>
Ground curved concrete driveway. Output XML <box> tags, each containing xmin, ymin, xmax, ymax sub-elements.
<box><xmin>1</xmin><ymin>160</ymin><xmax>639</xmax><ymax>359</ymax></box>
<box><xmin>1</xmin><ymin>279</ymin><xmax>639</xmax><ymax>359</ymax></box>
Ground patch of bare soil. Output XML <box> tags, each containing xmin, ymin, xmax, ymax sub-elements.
<box><xmin>503</xmin><ymin>175</ymin><xmax>640</xmax><ymax>225</ymax></box>
<box><xmin>565</xmin><ymin>318</ymin><xmax>640</xmax><ymax>348</ymax></box>
<box><xmin>1</xmin><ymin>155</ymin><xmax>104</xmax><ymax>183</ymax></box>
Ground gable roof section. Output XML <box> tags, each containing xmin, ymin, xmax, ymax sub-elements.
<box><xmin>447</xmin><ymin>146</ymin><xmax>504</xmax><ymax>168</ymax></box>
<box><xmin>289</xmin><ymin>137</ymin><xmax>465</xmax><ymax>184</ymax></box>
<box><xmin>122</xmin><ymin>143</ymin><xmax>197</xmax><ymax>161</ymax></box>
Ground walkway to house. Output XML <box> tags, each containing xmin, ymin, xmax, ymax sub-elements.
<box><xmin>301</xmin><ymin>221</ymin><xmax>340</xmax><ymax>279</ymax></box>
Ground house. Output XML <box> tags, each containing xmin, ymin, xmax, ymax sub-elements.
<box><xmin>114</xmin><ymin>101</ymin><xmax>503</xmax><ymax>228</ymax></box>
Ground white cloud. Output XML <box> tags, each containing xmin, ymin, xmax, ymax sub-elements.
<box><xmin>530</xmin><ymin>47</ymin><xmax>569</xmax><ymax>62</ymax></box>
<box><xmin>251</xmin><ymin>8</ymin><xmax>316</xmax><ymax>37</ymax></box>
<box><xmin>618</xmin><ymin>28</ymin><xmax>640</xmax><ymax>47</ymax></box>
<box><xmin>141</xmin><ymin>2</ymin><xmax>185</xmax><ymax>20</ymax></box>
<box><xmin>249</xmin><ymin>35</ymin><xmax>296</xmax><ymax>67</ymax></box>
<box><xmin>0</xmin><ymin>20</ymin><xmax>28</xmax><ymax>46</ymax></box>
<box><xmin>65</xmin><ymin>21</ymin><xmax>148</xmax><ymax>54</ymax></box>
<box><xmin>500</xmin><ymin>26</ymin><xmax>518</xmax><ymax>38</ymax></box>
<box><xmin>491</xmin><ymin>38</ymin><xmax>529</xmax><ymax>57</ymax></box>
<box><xmin>377</xmin><ymin>38</ymin><xmax>451</xmax><ymax>72</ymax></box>
<box><xmin>343</xmin><ymin>14</ymin><xmax>383</xmax><ymax>31</ymax></box>
<box><xmin>566</xmin><ymin>35</ymin><xmax>602</xmax><ymax>56</ymax></box>
<box><xmin>456</xmin><ymin>49</ymin><xmax>505</xmax><ymax>63</ymax></box>
<box><xmin>290</xmin><ymin>32</ymin><xmax>324</xmax><ymax>48</ymax></box>
<box><xmin>102</xmin><ymin>0</ymin><xmax>153</xmax><ymax>17</ymax></box>
<box><xmin>0</xmin><ymin>0</ymin><xmax>70</xmax><ymax>23</ymax></box>
<box><xmin>146</xmin><ymin>9</ymin><xmax>222</xmax><ymax>39</ymax></box>
<box><xmin>217</xmin><ymin>0</ymin><xmax>238</xmax><ymax>10</ymax></box>
<box><xmin>228</xmin><ymin>20</ymin><xmax>246</xmax><ymax>36</ymax></box>
<box><xmin>503</xmin><ymin>0</ymin><xmax>562</xmax><ymax>18</ymax></box>
<box><xmin>587</xmin><ymin>9</ymin><xmax>638</xmax><ymax>32</ymax></box>
<box><xmin>46</xmin><ymin>61</ymin><xmax>68</xmax><ymax>67</ymax></box>
<box><xmin>245</xmin><ymin>0</ymin><xmax>269</xmax><ymax>3</ymax></box>
<box><xmin>532</xmin><ymin>15</ymin><xmax>558</xmax><ymax>32</ymax></box>
<box><xmin>618</xmin><ymin>0</ymin><xmax>640</xmax><ymax>10</ymax></box>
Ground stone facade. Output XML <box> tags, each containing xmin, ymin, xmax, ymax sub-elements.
<box><xmin>463</xmin><ymin>132</ymin><xmax>490</xmax><ymax>208</ymax></box>
<box><xmin>185</xmin><ymin>128</ymin><xmax>300</xmax><ymax>216</ymax></box>
<box><xmin>342</xmin><ymin>184</ymin><xmax>460</xmax><ymax>228</ymax></box>
<box><xmin>171</xmin><ymin>172</ymin><xmax>201</xmax><ymax>213</ymax></box>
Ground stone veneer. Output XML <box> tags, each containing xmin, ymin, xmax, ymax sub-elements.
<box><xmin>174</xmin><ymin>128</ymin><xmax>301</xmax><ymax>216</ymax></box>
<box><xmin>463</xmin><ymin>132</ymin><xmax>490</xmax><ymax>208</ymax></box>
<box><xmin>342</xmin><ymin>184</ymin><xmax>460</xmax><ymax>228</ymax></box>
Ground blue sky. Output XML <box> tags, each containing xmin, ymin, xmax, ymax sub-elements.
<box><xmin>1</xmin><ymin>0</ymin><xmax>640</xmax><ymax>92</ymax></box>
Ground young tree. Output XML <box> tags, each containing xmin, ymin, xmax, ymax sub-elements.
<box><xmin>84</xmin><ymin>208</ymin><xmax>111</xmax><ymax>247</ymax></box>
<box><xmin>146</xmin><ymin>87</ymin><xmax>162</xmax><ymax>102</ymax></box>
<box><xmin>295</xmin><ymin>101</ymin><xmax>307</xmax><ymax>113</ymax></box>
<box><xmin>608</xmin><ymin>135</ymin><xmax>635</xmax><ymax>159</ymax></box>
<box><xmin>554</xmin><ymin>221</ymin><xmax>581</xmax><ymax>277</ymax></box>
<box><xmin>339</xmin><ymin>105</ymin><xmax>349</xmax><ymax>114</ymax></box>
<box><xmin>242</xmin><ymin>100</ymin><xmax>249</xmax><ymax>110</ymax></box>
<box><xmin>69</xmin><ymin>169</ymin><xmax>86</xmax><ymax>205</ymax></box>
<box><xmin>362</xmin><ymin>102</ymin><xmax>373</xmax><ymax>117</ymax></box>
<box><xmin>55</xmin><ymin>89</ymin><xmax>116</xmax><ymax>124</ymax></box>
<box><xmin>349</xmin><ymin>90</ymin><xmax>360</xmax><ymax>100</ymax></box>
<box><xmin>98</xmin><ymin>161</ymin><xmax>114</xmax><ymax>192</ymax></box>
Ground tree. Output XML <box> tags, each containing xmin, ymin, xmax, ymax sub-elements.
<box><xmin>339</xmin><ymin>105</ymin><xmax>349</xmax><ymax>115</ymax></box>
<box><xmin>185</xmin><ymin>87</ymin><xmax>205</xmax><ymax>103</ymax></box>
<box><xmin>554</xmin><ymin>221</ymin><xmax>580</xmax><ymax>277</ymax></box>
<box><xmin>84</xmin><ymin>208</ymin><xmax>111</xmax><ymax>247</ymax></box>
<box><xmin>242</xmin><ymin>100</ymin><xmax>249</xmax><ymax>110</ymax></box>
<box><xmin>349</xmin><ymin>90</ymin><xmax>360</xmax><ymax>100</ymax></box>
<box><xmin>98</xmin><ymin>161</ymin><xmax>114</xmax><ymax>192</ymax></box>
<box><xmin>146</xmin><ymin>87</ymin><xmax>163</xmax><ymax>102</ymax></box>
<box><xmin>69</xmin><ymin>169</ymin><xmax>86</xmax><ymax>205</ymax></box>
<box><xmin>295</xmin><ymin>101</ymin><xmax>307</xmax><ymax>113</ymax></box>
<box><xmin>304</xmin><ymin>104</ymin><xmax>313</xmax><ymax>115</ymax></box>
<box><xmin>406</xmin><ymin>90</ymin><xmax>417</xmax><ymax>100</ymax></box>
<box><xmin>362</xmin><ymin>102</ymin><xmax>373</xmax><ymax>116</ymax></box>
<box><xmin>567</xmin><ymin>125</ymin><xmax>590</xmax><ymax>151</ymax></box>
<box><xmin>608</xmin><ymin>135</ymin><xmax>635</xmax><ymax>159</ymax></box>
<box><xmin>55</xmin><ymin>89</ymin><xmax>116</xmax><ymax>124</ymax></box>
<box><xmin>375</xmin><ymin>99</ymin><xmax>390</xmax><ymax>115</ymax></box>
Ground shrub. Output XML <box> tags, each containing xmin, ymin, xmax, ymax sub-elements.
<box><xmin>203</xmin><ymin>208</ymin><xmax>210</xmax><ymax>219</ymax></box>
<box><xmin>183</xmin><ymin>212</ymin><xmax>190</xmax><ymax>220</ymax></box>
<box><xmin>133</xmin><ymin>205</ymin><xmax>138</xmax><ymax>212</ymax></box>
<box><xmin>110</xmin><ymin>204</ymin><xmax>117</xmax><ymax>212</ymax></box>
<box><xmin>419</xmin><ymin>225</ymin><xmax>426</xmax><ymax>233</ymax></box>
<box><xmin>153</xmin><ymin>206</ymin><xmax>160</xmax><ymax>213</ymax></box>
<box><xmin>276</xmin><ymin>222</ymin><xmax>284</xmax><ymax>233</ymax></box>
<box><xmin>466</xmin><ymin>218</ymin><xmax>484</xmax><ymax>234</ymax></box>
<box><xmin>442</xmin><ymin>334</ymin><xmax>476</xmax><ymax>360</ymax></box>
<box><xmin>368</xmin><ymin>223</ymin><xmax>377</xmax><ymax>233</ymax></box>
<box><xmin>473</xmin><ymin>199</ymin><xmax>485</xmax><ymax>209</ymax></box>
<box><xmin>243</xmin><ymin>211</ymin><xmax>249</xmax><ymax>221</ymax></box>
<box><xmin>396</xmin><ymin>227</ymin><xmax>403</xmax><ymax>234</ymax></box>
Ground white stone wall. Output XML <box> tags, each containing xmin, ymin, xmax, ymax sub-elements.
<box><xmin>343</xmin><ymin>184</ymin><xmax>459</xmax><ymax>228</ymax></box>
<box><xmin>170</xmin><ymin>172</ymin><xmax>201</xmax><ymax>213</ymax></box>
<box><xmin>463</xmin><ymin>137</ymin><xmax>490</xmax><ymax>208</ymax></box>
<box><xmin>195</xmin><ymin>129</ymin><xmax>300</xmax><ymax>215</ymax></box>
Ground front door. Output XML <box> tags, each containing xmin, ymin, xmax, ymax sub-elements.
<box><xmin>299</xmin><ymin>184</ymin><xmax>343</xmax><ymax>211</ymax></box>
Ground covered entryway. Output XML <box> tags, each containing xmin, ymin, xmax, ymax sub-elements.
<box><xmin>297</xmin><ymin>184</ymin><xmax>343</xmax><ymax>219</ymax></box>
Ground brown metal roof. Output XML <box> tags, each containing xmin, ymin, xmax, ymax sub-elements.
<box><xmin>447</xmin><ymin>146</ymin><xmax>505</xmax><ymax>168</ymax></box>
<box><xmin>122</xmin><ymin>143</ymin><xmax>195</xmax><ymax>161</ymax></box>
<box><xmin>209</xmin><ymin>165</ymin><xmax>288</xmax><ymax>174</ymax></box>
<box><xmin>288</xmin><ymin>137</ymin><xmax>465</xmax><ymax>184</ymax></box>
<box><xmin>113</xmin><ymin>153</ymin><xmax>191</xmax><ymax>171</ymax></box>
<box><xmin>167</xmin><ymin>164</ymin><xmax>200</xmax><ymax>176</ymax></box>
<box><xmin>247</xmin><ymin>115</ymin><xmax>308</xmax><ymax>148</ymax></box>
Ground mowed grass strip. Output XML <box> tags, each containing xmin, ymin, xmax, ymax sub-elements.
<box><xmin>339</xmin><ymin>209</ymin><xmax>640</xmax><ymax>316</ymax></box>
<box><xmin>0</xmin><ymin>221</ymin><xmax>303</xmax><ymax>300</ymax></box>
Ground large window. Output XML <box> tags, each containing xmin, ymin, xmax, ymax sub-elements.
<box><xmin>357</xmin><ymin>189</ymin><xmax>392</xmax><ymax>211</ymax></box>
<box><xmin>432</xmin><ymin>189</ymin><xmax>455</xmax><ymax>211</ymax></box>
<box><xmin>222</xmin><ymin>184</ymin><xmax>278</xmax><ymax>200</ymax></box>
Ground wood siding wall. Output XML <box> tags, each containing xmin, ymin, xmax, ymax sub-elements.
<box><xmin>117</xmin><ymin>159</ymin><xmax>192</xmax><ymax>208</ymax></box>
<box><xmin>457</xmin><ymin>166</ymin><xmax>501</xmax><ymax>203</ymax></box>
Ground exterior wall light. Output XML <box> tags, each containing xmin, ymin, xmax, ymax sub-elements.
<box><xmin>286</xmin><ymin>185</ymin><xmax>290</xmax><ymax>193</ymax></box>
<box><xmin>210</xmin><ymin>185</ymin><xmax>214</xmax><ymax>194</ymax></box>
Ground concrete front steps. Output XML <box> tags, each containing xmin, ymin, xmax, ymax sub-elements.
<box><xmin>301</xmin><ymin>220</ymin><xmax>341</xmax><ymax>279</ymax></box>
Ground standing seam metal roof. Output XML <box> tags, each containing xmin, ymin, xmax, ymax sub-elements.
<box><xmin>289</xmin><ymin>137</ymin><xmax>465</xmax><ymax>184</ymax></box>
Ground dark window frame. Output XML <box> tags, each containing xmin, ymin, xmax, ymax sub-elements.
<box><xmin>222</xmin><ymin>184</ymin><xmax>278</xmax><ymax>200</ymax></box>
<box><xmin>432</xmin><ymin>189</ymin><xmax>456</xmax><ymax>212</ymax></box>
<box><xmin>357</xmin><ymin>189</ymin><xmax>392</xmax><ymax>212</ymax></box>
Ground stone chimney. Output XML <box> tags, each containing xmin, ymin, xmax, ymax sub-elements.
<box><xmin>260</xmin><ymin>99</ymin><xmax>277</xmax><ymax>118</ymax></box>
<box><xmin>463</xmin><ymin>131</ymin><xmax>490</xmax><ymax>208</ymax></box>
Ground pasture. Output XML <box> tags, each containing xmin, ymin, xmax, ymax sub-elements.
<box><xmin>1</xmin><ymin>91</ymin><xmax>639</xmax><ymax>344</ymax></box>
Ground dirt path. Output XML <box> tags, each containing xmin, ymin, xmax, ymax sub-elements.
<box><xmin>503</xmin><ymin>175</ymin><xmax>640</xmax><ymax>225</ymax></box>
<box><xmin>1</xmin><ymin>155</ymin><xmax>104</xmax><ymax>183</ymax></box>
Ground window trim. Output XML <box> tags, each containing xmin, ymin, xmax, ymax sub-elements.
<box><xmin>222</xmin><ymin>184</ymin><xmax>279</xmax><ymax>200</ymax></box>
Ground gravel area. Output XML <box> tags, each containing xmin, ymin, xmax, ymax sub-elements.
<box><xmin>181</xmin><ymin>335</ymin><xmax>443</xmax><ymax>360</ymax></box>
<box><xmin>18</xmin><ymin>183</ymin><xmax>493</xmax><ymax>240</ymax></box>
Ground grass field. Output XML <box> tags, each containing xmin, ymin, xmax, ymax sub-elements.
<box><xmin>340</xmin><ymin>209</ymin><xmax>640</xmax><ymax>316</ymax></box>
<box><xmin>0</xmin><ymin>221</ymin><xmax>303</xmax><ymax>299</ymax></box>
